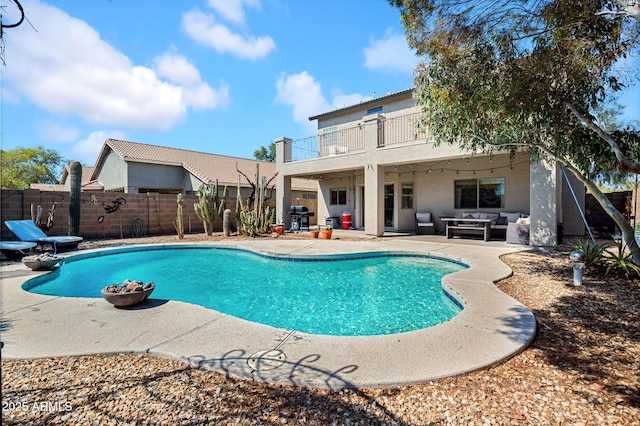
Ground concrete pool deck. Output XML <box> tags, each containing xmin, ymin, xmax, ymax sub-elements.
<box><xmin>0</xmin><ymin>237</ymin><xmax>537</xmax><ymax>389</ymax></box>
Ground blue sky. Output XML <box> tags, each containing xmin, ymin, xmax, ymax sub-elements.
<box><xmin>1</xmin><ymin>0</ymin><xmax>416</xmax><ymax>166</ymax></box>
<box><xmin>1</xmin><ymin>0</ymin><xmax>638</xmax><ymax>168</ymax></box>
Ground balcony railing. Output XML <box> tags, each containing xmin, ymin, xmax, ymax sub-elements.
<box><xmin>284</xmin><ymin>112</ymin><xmax>428</xmax><ymax>163</ymax></box>
<box><xmin>285</xmin><ymin>124</ymin><xmax>366</xmax><ymax>162</ymax></box>
<box><xmin>380</xmin><ymin>112</ymin><xmax>428</xmax><ymax>147</ymax></box>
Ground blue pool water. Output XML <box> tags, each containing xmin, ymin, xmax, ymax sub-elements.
<box><xmin>23</xmin><ymin>246</ymin><xmax>467</xmax><ymax>336</ymax></box>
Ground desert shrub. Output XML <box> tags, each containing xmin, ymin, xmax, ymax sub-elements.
<box><xmin>602</xmin><ymin>241</ymin><xmax>640</xmax><ymax>278</ymax></box>
<box><xmin>571</xmin><ymin>239</ymin><xmax>606</xmax><ymax>269</ymax></box>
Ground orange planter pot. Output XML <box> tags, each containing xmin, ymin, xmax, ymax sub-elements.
<box><xmin>320</xmin><ymin>230</ymin><xmax>332</xmax><ymax>240</ymax></box>
<box><xmin>310</xmin><ymin>230</ymin><xmax>319</xmax><ymax>238</ymax></box>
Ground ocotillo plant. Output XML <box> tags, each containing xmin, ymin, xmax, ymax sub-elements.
<box><xmin>194</xmin><ymin>181</ymin><xmax>227</xmax><ymax>236</ymax></box>
<box><xmin>173</xmin><ymin>193</ymin><xmax>185</xmax><ymax>239</ymax></box>
<box><xmin>68</xmin><ymin>160</ymin><xmax>82</xmax><ymax>236</ymax></box>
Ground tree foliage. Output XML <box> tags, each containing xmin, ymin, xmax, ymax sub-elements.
<box><xmin>0</xmin><ymin>146</ymin><xmax>67</xmax><ymax>189</ymax></box>
<box><xmin>389</xmin><ymin>0</ymin><xmax>640</xmax><ymax>262</ymax></box>
<box><xmin>253</xmin><ymin>142</ymin><xmax>276</xmax><ymax>162</ymax></box>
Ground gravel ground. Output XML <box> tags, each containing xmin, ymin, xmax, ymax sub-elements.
<box><xmin>2</xmin><ymin>234</ymin><xmax>639</xmax><ymax>425</ymax></box>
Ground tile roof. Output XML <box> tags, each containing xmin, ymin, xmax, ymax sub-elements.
<box><xmin>308</xmin><ymin>88</ymin><xmax>413</xmax><ymax>121</ymax></box>
<box><xmin>60</xmin><ymin>165</ymin><xmax>104</xmax><ymax>191</ymax></box>
<box><xmin>93</xmin><ymin>139</ymin><xmax>316</xmax><ymax>191</ymax></box>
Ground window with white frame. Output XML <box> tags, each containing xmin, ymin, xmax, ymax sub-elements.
<box><xmin>401</xmin><ymin>182</ymin><xmax>413</xmax><ymax>209</ymax></box>
<box><xmin>330</xmin><ymin>188</ymin><xmax>347</xmax><ymax>205</ymax></box>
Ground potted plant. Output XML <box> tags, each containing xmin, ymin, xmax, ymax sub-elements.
<box><xmin>309</xmin><ymin>225</ymin><xmax>320</xmax><ymax>238</ymax></box>
<box><xmin>320</xmin><ymin>225</ymin><xmax>333</xmax><ymax>240</ymax></box>
<box><xmin>270</xmin><ymin>224</ymin><xmax>285</xmax><ymax>235</ymax></box>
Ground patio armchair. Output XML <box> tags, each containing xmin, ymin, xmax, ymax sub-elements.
<box><xmin>4</xmin><ymin>220</ymin><xmax>83</xmax><ymax>254</ymax></box>
<box><xmin>506</xmin><ymin>217</ymin><xmax>530</xmax><ymax>244</ymax></box>
<box><xmin>415</xmin><ymin>212</ymin><xmax>435</xmax><ymax>235</ymax></box>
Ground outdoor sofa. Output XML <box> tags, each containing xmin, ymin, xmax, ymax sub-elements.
<box><xmin>444</xmin><ymin>212</ymin><xmax>530</xmax><ymax>242</ymax></box>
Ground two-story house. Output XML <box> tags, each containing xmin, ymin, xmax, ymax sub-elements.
<box><xmin>275</xmin><ymin>88</ymin><xmax>585</xmax><ymax>247</ymax></box>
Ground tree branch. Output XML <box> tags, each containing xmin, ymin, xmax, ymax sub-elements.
<box><xmin>236</xmin><ymin>163</ymin><xmax>256</xmax><ymax>203</ymax></box>
<box><xmin>565</xmin><ymin>102</ymin><xmax>640</xmax><ymax>173</ymax></box>
<box><xmin>610</xmin><ymin>0</ymin><xmax>640</xmax><ymax>20</ymax></box>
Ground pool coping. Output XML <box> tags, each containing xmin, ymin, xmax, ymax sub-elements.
<box><xmin>0</xmin><ymin>238</ymin><xmax>536</xmax><ymax>389</ymax></box>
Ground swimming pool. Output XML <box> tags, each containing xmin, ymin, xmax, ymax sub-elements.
<box><xmin>23</xmin><ymin>246</ymin><xmax>467</xmax><ymax>336</ymax></box>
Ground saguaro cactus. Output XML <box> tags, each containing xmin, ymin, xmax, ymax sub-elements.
<box><xmin>173</xmin><ymin>193</ymin><xmax>185</xmax><ymax>239</ymax></box>
<box><xmin>68</xmin><ymin>160</ymin><xmax>82</xmax><ymax>236</ymax></box>
<box><xmin>194</xmin><ymin>180</ymin><xmax>227</xmax><ymax>236</ymax></box>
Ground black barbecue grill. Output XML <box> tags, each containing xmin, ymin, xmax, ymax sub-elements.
<box><xmin>287</xmin><ymin>206</ymin><xmax>315</xmax><ymax>231</ymax></box>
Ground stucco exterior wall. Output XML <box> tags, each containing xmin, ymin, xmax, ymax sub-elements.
<box><xmin>127</xmin><ymin>162</ymin><xmax>185</xmax><ymax>193</ymax></box>
<box><xmin>277</xmin><ymin>89</ymin><xmax>587</xmax><ymax>244</ymax></box>
<box><xmin>184</xmin><ymin>173</ymin><xmax>205</xmax><ymax>193</ymax></box>
<box><xmin>95</xmin><ymin>151</ymin><xmax>128</xmax><ymax>192</ymax></box>
<box><xmin>561</xmin><ymin>169</ymin><xmax>586</xmax><ymax>237</ymax></box>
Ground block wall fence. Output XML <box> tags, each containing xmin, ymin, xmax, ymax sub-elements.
<box><xmin>1</xmin><ymin>190</ymin><xmax>317</xmax><ymax>241</ymax></box>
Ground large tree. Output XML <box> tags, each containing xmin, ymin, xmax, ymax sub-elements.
<box><xmin>253</xmin><ymin>142</ymin><xmax>276</xmax><ymax>162</ymax></box>
<box><xmin>390</xmin><ymin>0</ymin><xmax>640</xmax><ymax>263</ymax></box>
<box><xmin>0</xmin><ymin>146</ymin><xmax>67</xmax><ymax>189</ymax></box>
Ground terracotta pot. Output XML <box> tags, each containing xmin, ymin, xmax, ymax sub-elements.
<box><xmin>310</xmin><ymin>230</ymin><xmax>319</xmax><ymax>238</ymax></box>
<box><xmin>320</xmin><ymin>230</ymin><xmax>332</xmax><ymax>240</ymax></box>
<box><xmin>274</xmin><ymin>225</ymin><xmax>284</xmax><ymax>235</ymax></box>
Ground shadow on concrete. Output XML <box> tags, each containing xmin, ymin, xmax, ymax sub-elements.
<box><xmin>497</xmin><ymin>305</ymin><xmax>537</xmax><ymax>345</ymax></box>
<box><xmin>0</xmin><ymin>317</ymin><xmax>12</xmax><ymax>332</ymax></box>
<box><xmin>115</xmin><ymin>298</ymin><xmax>169</xmax><ymax>310</ymax></box>
<box><xmin>187</xmin><ymin>350</ymin><xmax>362</xmax><ymax>390</ymax></box>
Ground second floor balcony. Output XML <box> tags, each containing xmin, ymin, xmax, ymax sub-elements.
<box><xmin>283</xmin><ymin>112</ymin><xmax>429</xmax><ymax>163</ymax></box>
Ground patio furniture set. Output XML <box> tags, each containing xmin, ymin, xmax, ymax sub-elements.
<box><xmin>416</xmin><ymin>211</ymin><xmax>530</xmax><ymax>244</ymax></box>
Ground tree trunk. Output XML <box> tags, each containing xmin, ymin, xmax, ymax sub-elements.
<box><xmin>565</xmin><ymin>164</ymin><xmax>640</xmax><ymax>264</ymax></box>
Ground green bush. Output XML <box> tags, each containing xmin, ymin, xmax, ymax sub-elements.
<box><xmin>571</xmin><ymin>239</ymin><xmax>606</xmax><ymax>269</ymax></box>
<box><xmin>603</xmin><ymin>241</ymin><xmax>640</xmax><ymax>278</ymax></box>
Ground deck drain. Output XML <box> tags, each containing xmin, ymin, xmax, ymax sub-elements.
<box><xmin>247</xmin><ymin>349</ymin><xmax>286</xmax><ymax>371</ymax></box>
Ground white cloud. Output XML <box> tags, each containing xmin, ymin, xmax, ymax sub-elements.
<box><xmin>182</xmin><ymin>8</ymin><xmax>275</xmax><ymax>60</ymax></box>
<box><xmin>153</xmin><ymin>52</ymin><xmax>230</xmax><ymax>110</ymax></box>
<box><xmin>207</xmin><ymin>0</ymin><xmax>261</xmax><ymax>24</ymax></box>
<box><xmin>4</xmin><ymin>0</ymin><xmax>227</xmax><ymax>132</ymax></box>
<box><xmin>275</xmin><ymin>72</ymin><xmax>367</xmax><ymax>132</ymax></box>
<box><xmin>72</xmin><ymin>130</ymin><xmax>126</xmax><ymax>165</ymax></box>
<box><xmin>154</xmin><ymin>53</ymin><xmax>204</xmax><ymax>86</ymax></box>
<box><xmin>275</xmin><ymin>72</ymin><xmax>328</xmax><ymax>131</ymax></box>
<box><xmin>364</xmin><ymin>29</ymin><xmax>416</xmax><ymax>74</ymax></box>
<box><xmin>38</xmin><ymin>120</ymin><xmax>80</xmax><ymax>144</ymax></box>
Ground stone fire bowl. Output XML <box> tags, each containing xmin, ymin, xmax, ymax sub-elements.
<box><xmin>22</xmin><ymin>256</ymin><xmax>62</xmax><ymax>271</ymax></box>
<box><xmin>101</xmin><ymin>283</ymin><xmax>155</xmax><ymax>308</ymax></box>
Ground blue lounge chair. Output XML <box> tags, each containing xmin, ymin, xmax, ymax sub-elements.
<box><xmin>0</xmin><ymin>241</ymin><xmax>37</xmax><ymax>259</ymax></box>
<box><xmin>4</xmin><ymin>220</ymin><xmax>83</xmax><ymax>254</ymax></box>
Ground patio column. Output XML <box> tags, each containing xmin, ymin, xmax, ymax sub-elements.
<box><xmin>275</xmin><ymin>137</ymin><xmax>292</xmax><ymax>227</ymax></box>
<box><xmin>530</xmin><ymin>159</ymin><xmax>558</xmax><ymax>248</ymax></box>
<box><xmin>364</xmin><ymin>162</ymin><xmax>384</xmax><ymax>236</ymax></box>
<box><xmin>363</xmin><ymin>115</ymin><xmax>384</xmax><ymax>236</ymax></box>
